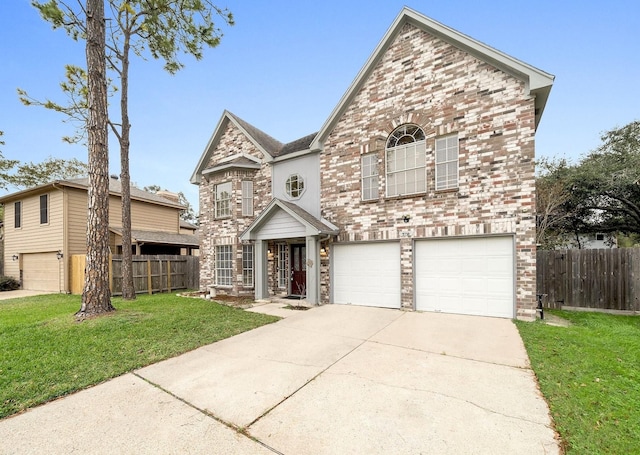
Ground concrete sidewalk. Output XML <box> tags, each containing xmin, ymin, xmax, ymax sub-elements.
<box><xmin>0</xmin><ymin>305</ymin><xmax>559</xmax><ymax>454</ymax></box>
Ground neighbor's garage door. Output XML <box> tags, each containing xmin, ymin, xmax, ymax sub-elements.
<box><xmin>22</xmin><ymin>252</ymin><xmax>60</xmax><ymax>292</ymax></box>
<box><xmin>333</xmin><ymin>242</ymin><xmax>401</xmax><ymax>309</ymax></box>
<box><xmin>415</xmin><ymin>236</ymin><xmax>514</xmax><ymax>318</ymax></box>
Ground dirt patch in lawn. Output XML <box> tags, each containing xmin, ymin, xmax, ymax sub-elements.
<box><xmin>178</xmin><ymin>292</ymin><xmax>255</xmax><ymax>309</ymax></box>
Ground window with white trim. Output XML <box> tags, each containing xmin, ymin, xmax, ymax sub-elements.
<box><xmin>277</xmin><ymin>244</ymin><xmax>288</xmax><ymax>289</ymax></box>
<box><xmin>242</xmin><ymin>244</ymin><xmax>254</xmax><ymax>287</ymax></box>
<box><xmin>435</xmin><ymin>134</ymin><xmax>459</xmax><ymax>190</ymax></box>
<box><xmin>361</xmin><ymin>154</ymin><xmax>379</xmax><ymax>201</ymax></box>
<box><xmin>214</xmin><ymin>182</ymin><xmax>232</xmax><ymax>218</ymax></box>
<box><xmin>241</xmin><ymin>181</ymin><xmax>253</xmax><ymax>216</ymax></box>
<box><xmin>285</xmin><ymin>174</ymin><xmax>305</xmax><ymax>199</ymax></box>
<box><xmin>385</xmin><ymin>124</ymin><xmax>427</xmax><ymax>197</ymax></box>
<box><xmin>215</xmin><ymin>245</ymin><xmax>233</xmax><ymax>286</ymax></box>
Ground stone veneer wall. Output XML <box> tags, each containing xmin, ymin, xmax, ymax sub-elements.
<box><xmin>198</xmin><ymin>121</ymin><xmax>272</xmax><ymax>294</ymax></box>
<box><xmin>319</xmin><ymin>23</ymin><xmax>537</xmax><ymax>318</ymax></box>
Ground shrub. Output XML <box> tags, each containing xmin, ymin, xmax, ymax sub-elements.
<box><xmin>0</xmin><ymin>276</ymin><xmax>20</xmax><ymax>291</ymax></box>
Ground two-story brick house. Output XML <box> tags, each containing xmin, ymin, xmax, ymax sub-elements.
<box><xmin>191</xmin><ymin>8</ymin><xmax>554</xmax><ymax>319</ymax></box>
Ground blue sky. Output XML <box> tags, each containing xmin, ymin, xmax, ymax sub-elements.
<box><xmin>1</xmin><ymin>1</ymin><xmax>639</xmax><ymax>208</ymax></box>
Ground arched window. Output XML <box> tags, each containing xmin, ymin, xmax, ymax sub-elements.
<box><xmin>385</xmin><ymin>124</ymin><xmax>427</xmax><ymax>197</ymax></box>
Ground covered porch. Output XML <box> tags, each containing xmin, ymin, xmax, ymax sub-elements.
<box><xmin>240</xmin><ymin>199</ymin><xmax>338</xmax><ymax>304</ymax></box>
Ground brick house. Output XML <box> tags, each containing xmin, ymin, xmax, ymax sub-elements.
<box><xmin>191</xmin><ymin>8</ymin><xmax>554</xmax><ymax>319</ymax></box>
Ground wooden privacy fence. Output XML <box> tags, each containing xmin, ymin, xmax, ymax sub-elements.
<box><xmin>71</xmin><ymin>254</ymin><xmax>199</xmax><ymax>296</ymax></box>
<box><xmin>537</xmin><ymin>249</ymin><xmax>640</xmax><ymax>311</ymax></box>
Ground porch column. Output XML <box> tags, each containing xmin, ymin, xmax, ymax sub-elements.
<box><xmin>305</xmin><ymin>235</ymin><xmax>319</xmax><ymax>304</ymax></box>
<box><xmin>254</xmin><ymin>240</ymin><xmax>269</xmax><ymax>300</ymax></box>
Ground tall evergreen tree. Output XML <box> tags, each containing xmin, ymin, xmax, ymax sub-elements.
<box><xmin>23</xmin><ymin>0</ymin><xmax>232</xmax><ymax>301</ymax></box>
<box><xmin>78</xmin><ymin>0</ymin><xmax>114</xmax><ymax>318</ymax></box>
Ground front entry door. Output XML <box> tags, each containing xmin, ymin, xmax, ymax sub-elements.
<box><xmin>291</xmin><ymin>244</ymin><xmax>306</xmax><ymax>296</ymax></box>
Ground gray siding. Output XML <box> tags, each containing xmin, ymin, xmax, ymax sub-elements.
<box><xmin>272</xmin><ymin>153</ymin><xmax>320</xmax><ymax>218</ymax></box>
<box><xmin>256</xmin><ymin>210</ymin><xmax>306</xmax><ymax>240</ymax></box>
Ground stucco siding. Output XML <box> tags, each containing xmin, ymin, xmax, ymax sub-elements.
<box><xmin>272</xmin><ymin>154</ymin><xmax>321</xmax><ymax>218</ymax></box>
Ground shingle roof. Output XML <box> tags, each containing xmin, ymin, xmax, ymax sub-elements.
<box><xmin>111</xmin><ymin>227</ymin><xmax>199</xmax><ymax>247</ymax></box>
<box><xmin>277</xmin><ymin>132</ymin><xmax>318</xmax><ymax>157</ymax></box>
<box><xmin>229</xmin><ymin>112</ymin><xmax>317</xmax><ymax>158</ymax></box>
<box><xmin>0</xmin><ymin>177</ymin><xmax>185</xmax><ymax>208</ymax></box>
<box><xmin>276</xmin><ymin>199</ymin><xmax>339</xmax><ymax>234</ymax></box>
<box><xmin>240</xmin><ymin>198</ymin><xmax>339</xmax><ymax>241</ymax></box>
<box><xmin>228</xmin><ymin>112</ymin><xmax>283</xmax><ymax>157</ymax></box>
<box><xmin>180</xmin><ymin>220</ymin><xmax>198</xmax><ymax>230</ymax></box>
<box><xmin>191</xmin><ymin>111</ymin><xmax>320</xmax><ymax>184</ymax></box>
<box><xmin>63</xmin><ymin>177</ymin><xmax>184</xmax><ymax>208</ymax></box>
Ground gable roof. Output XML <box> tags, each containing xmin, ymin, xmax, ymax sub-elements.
<box><xmin>0</xmin><ymin>177</ymin><xmax>184</xmax><ymax>209</ymax></box>
<box><xmin>239</xmin><ymin>198</ymin><xmax>339</xmax><ymax>240</ymax></box>
<box><xmin>310</xmin><ymin>7</ymin><xmax>555</xmax><ymax>151</ymax></box>
<box><xmin>190</xmin><ymin>110</ymin><xmax>318</xmax><ymax>184</ymax></box>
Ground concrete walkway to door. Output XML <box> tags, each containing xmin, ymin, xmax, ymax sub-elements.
<box><xmin>0</xmin><ymin>305</ymin><xmax>560</xmax><ymax>454</ymax></box>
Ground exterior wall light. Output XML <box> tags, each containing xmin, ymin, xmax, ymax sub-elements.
<box><xmin>12</xmin><ymin>254</ymin><xmax>19</xmax><ymax>261</ymax></box>
<box><xmin>320</xmin><ymin>247</ymin><xmax>328</xmax><ymax>258</ymax></box>
<box><xmin>56</xmin><ymin>250</ymin><xmax>64</xmax><ymax>260</ymax></box>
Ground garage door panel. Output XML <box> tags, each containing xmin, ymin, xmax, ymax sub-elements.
<box><xmin>415</xmin><ymin>237</ymin><xmax>514</xmax><ymax>318</ymax></box>
<box><xmin>22</xmin><ymin>253</ymin><xmax>60</xmax><ymax>292</ymax></box>
<box><xmin>333</xmin><ymin>242</ymin><xmax>401</xmax><ymax>309</ymax></box>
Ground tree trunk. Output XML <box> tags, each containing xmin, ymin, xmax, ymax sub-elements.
<box><xmin>119</xmin><ymin>33</ymin><xmax>135</xmax><ymax>300</ymax></box>
<box><xmin>77</xmin><ymin>0</ymin><xmax>114</xmax><ymax>319</ymax></box>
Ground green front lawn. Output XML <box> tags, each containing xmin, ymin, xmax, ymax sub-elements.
<box><xmin>0</xmin><ymin>293</ymin><xmax>279</xmax><ymax>419</ymax></box>
<box><xmin>517</xmin><ymin>310</ymin><xmax>640</xmax><ymax>454</ymax></box>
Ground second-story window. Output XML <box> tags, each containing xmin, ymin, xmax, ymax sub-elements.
<box><xmin>40</xmin><ymin>194</ymin><xmax>49</xmax><ymax>224</ymax></box>
<box><xmin>435</xmin><ymin>134</ymin><xmax>459</xmax><ymax>190</ymax></box>
<box><xmin>285</xmin><ymin>174</ymin><xmax>305</xmax><ymax>199</ymax></box>
<box><xmin>385</xmin><ymin>124</ymin><xmax>427</xmax><ymax>197</ymax></box>
<box><xmin>242</xmin><ymin>181</ymin><xmax>254</xmax><ymax>216</ymax></box>
<box><xmin>14</xmin><ymin>201</ymin><xmax>22</xmax><ymax>228</ymax></box>
<box><xmin>215</xmin><ymin>182</ymin><xmax>232</xmax><ymax>218</ymax></box>
<box><xmin>362</xmin><ymin>153</ymin><xmax>379</xmax><ymax>201</ymax></box>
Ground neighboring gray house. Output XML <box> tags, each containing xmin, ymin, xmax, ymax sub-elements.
<box><xmin>191</xmin><ymin>7</ymin><xmax>554</xmax><ymax>319</ymax></box>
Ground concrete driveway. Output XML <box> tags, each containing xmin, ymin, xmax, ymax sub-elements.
<box><xmin>0</xmin><ymin>290</ymin><xmax>53</xmax><ymax>300</ymax></box>
<box><xmin>0</xmin><ymin>305</ymin><xmax>559</xmax><ymax>454</ymax></box>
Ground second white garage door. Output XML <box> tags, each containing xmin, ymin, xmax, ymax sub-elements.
<box><xmin>22</xmin><ymin>252</ymin><xmax>61</xmax><ymax>292</ymax></box>
<box><xmin>415</xmin><ymin>236</ymin><xmax>514</xmax><ymax>318</ymax></box>
<box><xmin>333</xmin><ymin>242</ymin><xmax>401</xmax><ymax>309</ymax></box>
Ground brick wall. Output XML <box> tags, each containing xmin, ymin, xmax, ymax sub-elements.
<box><xmin>319</xmin><ymin>23</ymin><xmax>537</xmax><ymax>317</ymax></box>
<box><xmin>198</xmin><ymin>121</ymin><xmax>272</xmax><ymax>292</ymax></box>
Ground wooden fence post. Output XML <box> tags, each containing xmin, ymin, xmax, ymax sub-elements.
<box><xmin>167</xmin><ymin>260</ymin><xmax>171</xmax><ymax>293</ymax></box>
<box><xmin>147</xmin><ymin>259</ymin><xmax>152</xmax><ymax>295</ymax></box>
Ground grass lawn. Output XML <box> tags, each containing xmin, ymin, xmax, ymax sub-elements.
<box><xmin>516</xmin><ymin>310</ymin><xmax>640</xmax><ymax>454</ymax></box>
<box><xmin>0</xmin><ymin>293</ymin><xmax>279</xmax><ymax>419</ymax></box>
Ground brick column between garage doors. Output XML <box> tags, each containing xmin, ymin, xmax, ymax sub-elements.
<box><xmin>400</xmin><ymin>237</ymin><xmax>413</xmax><ymax>309</ymax></box>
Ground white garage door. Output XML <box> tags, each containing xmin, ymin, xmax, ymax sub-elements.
<box><xmin>415</xmin><ymin>236</ymin><xmax>514</xmax><ymax>318</ymax></box>
<box><xmin>22</xmin><ymin>253</ymin><xmax>61</xmax><ymax>292</ymax></box>
<box><xmin>333</xmin><ymin>242</ymin><xmax>401</xmax><ymax>309</ymax></box>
